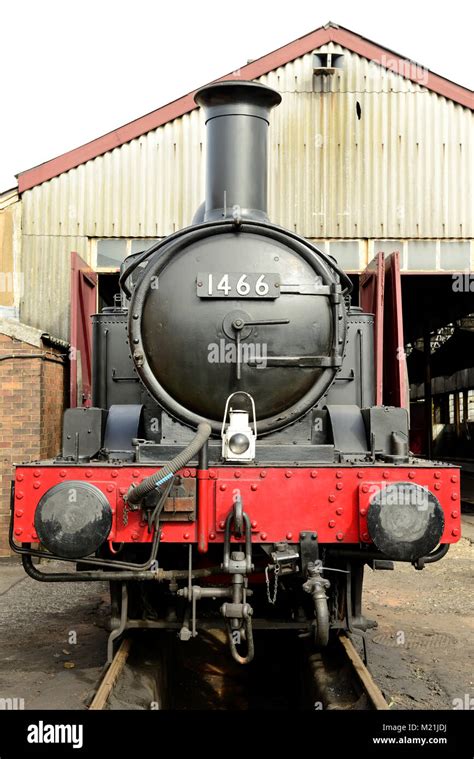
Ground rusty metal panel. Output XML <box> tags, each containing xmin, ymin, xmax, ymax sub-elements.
<box><xmin>17</xmin><ymin>43</ymin><xmax>474</xmax><ymax>339</ymax></box>
<box><xmin>20</xmin><ymin>234</ymin><xmax>89</xmax><ymax>339</ymax></box>
<box><xmin>21</xmin><ymin>43</ymin><xmax>474</xmax><ymax>242</ymax></box>
<box><xmin>261</xmin><ymin>43</ymin><xmax>474</xmax><ymax>239</ymax></box>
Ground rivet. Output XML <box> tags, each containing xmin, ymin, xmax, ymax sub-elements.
<box><xmin>251</xmin><ymin>520</ymin><xmax>257</xmax><ymax>528</ymax></box>
<box><xmin>451</xmin><ymin>510</ymin><xmax>459</xmax><ymax>518</ymax></box>
<box><xmin>110</xmin><ymin>509</ymin><xmax>115</xmax><ymax>515</ymax></box>
<box><xmin>362</xmin><ymin>531</ymin><xmax>370</xmax><ymax>541</ymax></box>
<box><xmin>328</xmin><ymin>494</ymin><xmax>336</xmax><ymax>502</ymax></box>
<box><xmin>32</xmin><ymin>533</ymin><xmax>38</xmax><ymax>541</ymax></box>
<box><xmin>59</xmin><ymin>470</ymin><xmax>67</xmax><ymax>478</ymax></box>
<box><xmin>451</xmin><ymin>493</ymin><xmax>458</xmax><ymax>501</ymax></box>
<box><xmin>16</xmin><ymin>473</ymin><xmax>24</xmax><ymax>482</ymax></box>
<box><xmin>132</xmin><ymin>470</ymin><xmax>140</xmax><ymax>478</ymax></box>
<box><xmin>310</xmin><ymin>471</ymin><xmax>317</xmax><ymax>478</ymax></box>
<box><xmin>408</xmin><ymin>471</ymin><xmax>415</xmax><ymax>479</ymax></box>
<box><xmin>357</xmin><ymin>471</ymin><xmax>364</xmax><ymax>479</ymax></box>
<box><xmin>14</xmin><ymin>527</ymin><xmax>23</xmax><ymax>536</ymax></box>
<box><xmin>452</xmin><ymin>528</ymin><xmax>460</xmax><ymax>537</ymax></box>
<box><xmin>286</xmin><ymin>532</ymin><xmax>293</xmax><ymax>540</ymax></box>
<box><xmin>285</xmin><ymin>471</ymin><xmax>292</xmax><ymax>478</ymax></box>
<box><xmin>160</xmin><ymin>531</ymin><xmax>165</xmax><ymax>539</ymax></box>
<box><xmin>131</xmin><ymin>532</ymin><xmax>139</xmax><ymax>541</ymax></box>
<box><xmin>85</xmin><ymin>470</ymin><xmax>93</xmax><ymax>478</ymax></box>
<box><xmin>251</xmin><ymin>484</ymin><xmax>258</xmax><ymax>491</ymax></box>
<box><xmin>260</xmin><ymin>532</ymin><xmax>267</xmax><ymax>540</ymax></box>
<box><xmin>361</xmin><ymin>484</ymin><xmax>369</xmax><ymax>493</ymax></box>
<box><xmin>183</xmin><ymin>532</ymin><xmax>190</xmax><ymax>540</ymax></box>
<box><xmin>234</xmin><ymin>471</ymin><xmax>241</xmax><ymax>479</ymax></box>
<box><xmin>15</xmin><ymin>509</ymin><xmax>23</xmax><ymax>518</ymax></box>
<box><xmin>336</xmin><ymin>483</ymin><xmax>343</xmax><ymax>491</ymax></box>
<box><xmin>220</xmin><ymin>484</ymin><xmax>227</xmax><ymax>491</ymax></box>
<box><xmin>336</xmin><ymin>507</ymin><xmax>343</xmax><ymax>516</ymax></box>
<box><xmin>434</xmin><ymin>483</ymin><xmax>441</xmax><ymax>491</ymax></box>
<box><xmin>111</xmin><ymin>470</ymin><xmax>118</xmax><ymax>479</ymax></box>
<box><xmin>451</xmin><ymin>475</ymin><xmax>458</xmax><ymax>483</ymax></box>
<box><xmin>336</xmin><ymin>471</ymin><xmax>343</xmax><ymax>479</ymax></box>
<box><xmin>209</xmin><ymin>532</ymin><xmax>216</xmax><ymax>540</ymax></box>
<box><xmin>16</xmin><ymin>492</ymin><xmax>24</xmax><ymax>500</ymax></box>
<box><xmin>106</xmin><ymin>484</ymin><xmax>114</xmax><ymax>493</ymax></box>
<box><xmin>119</xmin><ymin>488</ymin><xmax>126</xmax><ymax>495</ymax></box>
<box><xmin>360</xmin><ymin>508</ymin><xmax>367</xmax><ymax>516</ymax></box>
<box><xmin>336</xmin><ymin>532</ymin><xmax>344</xmax><ymax>541</ymax></box>
<box><xmin>209</xmin><ymin>470</ymin><xmax>217</xmax><ymax>479</ymax></box>
<box><xmin>139</xmin><ymin>520</ymin><xmax>146</xmax><ymax>528</ymax></box>
<box><xmin>219</xmin><ymin>521</ymin><xmax>225</xmax><ymax>529</ymax></box>
<box><xmin>383</xmin><ymin>471</ymin><xmax>389</xmax><ymax>479</ymax></box>
<box><xmin>33</xmin><ymin>482</ymin><xmax>40</xmax><ymax>489</ymax></box>
<box><xmin>434</xmin><ymin>472</ymin><xmax>441</xmax><ymax>479</ymax></box>
<box><xmin>183</xmin><ymin>469</ymin><xmax>190</xmax><ymax>478</ymax></box>
<box><xmin>328</xmin><ymin>520</ymin><xmax>336</xmax><ymax>528</ymax></box>
<box><xmin>260</xmin><ymin>471</ymin><xmax>267</xmax><ymax>479</ymax></box>
<box><xmin>33</xmin><ymin>470</ymin><xmax>41</xmax><ymax>478</ymax></box>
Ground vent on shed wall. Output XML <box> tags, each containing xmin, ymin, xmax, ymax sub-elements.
<box><xmin>313</xmin><ymin>52</ymin><xmax>344</xmax><ymax>75</ymax></box>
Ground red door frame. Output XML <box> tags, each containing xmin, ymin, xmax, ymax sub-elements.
<box><xmin>359</xmin><ymin>251</ymin><xmax>407</xmax><ymax>409</ymax></box>
<box><xmin>384</xmin><ymin>251</ymin><xmax>408</xmax><ymax>409</ymax></box>
<box><xmin>360</xmin><ymin>252</ymin><xmax>385</xmax><ymax>405</ymax></box>
<box><xmin>70</xmin><ymin>252</ymin><xmax>97</xmax><ymax>407</ymax></box>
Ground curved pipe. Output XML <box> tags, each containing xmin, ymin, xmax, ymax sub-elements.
<box><xmin>21</xmin><ymin>554</ymin><xmax>221</xmax><ymax>583</ymax></box>
<box><xmin>126</xmin><ymin>422</ymin><xmax>212</xmax><ymax>505</ymax></box>
<box><xmin>413</xmin><ymin>543</ymin><xmax>450</xmax><ymax>570</ymax></box>
<box><xmin>326</xmin><ymin>544</ymin><xmax>450</xmax><ymax>566</ymax></box>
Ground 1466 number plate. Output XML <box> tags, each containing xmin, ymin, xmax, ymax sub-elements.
<box><xmin>197</xmin><ymin>272</ymin><xmax>280</xmax><ymax>299</ymax></box>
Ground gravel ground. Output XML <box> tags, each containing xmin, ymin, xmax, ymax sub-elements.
<box><xmin>363</xmin><ymin>536</ymin><xmax>474</xmax><ymax>710</ymax></box>
<box><xmin>0</xmin><ymin>532</ymin><xmax>471</xmax><ymax>710</ymax></box>
<box><xmin>0</xmin><ymin>559</ymin><xmax>108</xmax><ymax>710</ymax></box>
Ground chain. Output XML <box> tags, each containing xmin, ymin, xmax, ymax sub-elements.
<box><xmin>332</xmin><ymin>577</ymin><xmax>339</xmax><ymax>622</ymax></box>
<box><xmin>265</xmin><ymin>563</ymin><xmax>280</xmax><ymax>605</ymax></box>
<box><xmin>122</xmin><ymin>502</ymin><xmax>129</xmax><ymax>527</ymax></box>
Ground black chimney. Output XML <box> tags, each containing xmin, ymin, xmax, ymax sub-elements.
<box><xmin>194</xmin><ymin>80</ymin><xmax>281</xmax><ymax>223</ymax></box>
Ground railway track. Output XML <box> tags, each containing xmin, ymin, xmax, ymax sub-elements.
<box><xmin>88</xmin><ymin>629</ymin><xmax>389</xmax><ymax>711</ymax></box>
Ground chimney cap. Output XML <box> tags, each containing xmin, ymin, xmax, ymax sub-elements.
<box><xmin>194</xmin><ymin>80</ymin><xmax>282</xmax><ymax>116</ymax></box>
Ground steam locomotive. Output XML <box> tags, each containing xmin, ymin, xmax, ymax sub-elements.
<box><xmin>10</xmin><ymin>81</ymin><xmax>461</xmax><ymax>664</ymax></box>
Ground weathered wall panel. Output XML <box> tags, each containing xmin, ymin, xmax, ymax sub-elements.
<box><xmin>18</xmin><ymin>43</ymin><xmax>474</xmax><ymax>339</ymax></box>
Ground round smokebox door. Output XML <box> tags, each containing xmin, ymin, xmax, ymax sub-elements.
<box><xmin>34</xmin><ymin>481</ymin><xmax>112</xmax><ymax>559</ymax></box>
<box><xmin>132</xmin><ymin>229</ymin><xmax>343</xmax><ymax>433</ymax></box>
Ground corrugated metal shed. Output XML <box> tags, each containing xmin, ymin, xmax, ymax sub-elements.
<box><xmin>18</xmin><ymin>41</ymin><xmax>474</xmax><ymax>339</ymax></box>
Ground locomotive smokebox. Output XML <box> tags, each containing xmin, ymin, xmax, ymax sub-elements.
<box><xmin>195</xmin><ymin>80</ymin><xmax>282</xmax><ymax>222</ymax></box>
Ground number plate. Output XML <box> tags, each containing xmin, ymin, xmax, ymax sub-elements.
<box><xmin>197</xmin><ymin>273</ymin><xmax>280</xmax><ymax>299</ymax></box>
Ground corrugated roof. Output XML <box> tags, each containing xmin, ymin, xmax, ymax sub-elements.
<box><xmin>17</xmin><ymin>22</ymin><xmax>474</xmax><ymax>193</ymax></box>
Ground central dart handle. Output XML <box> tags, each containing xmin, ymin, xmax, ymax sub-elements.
<box><xmin>231</xmin><ymin>318</ymin><xmax>290</xmax><ymax>380</ymax></box>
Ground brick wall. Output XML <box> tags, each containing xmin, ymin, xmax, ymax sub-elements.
<box><xmin>0</xmin><ymin>332</ymin><xmax>66</xmax><ymax>556</ymax></box>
